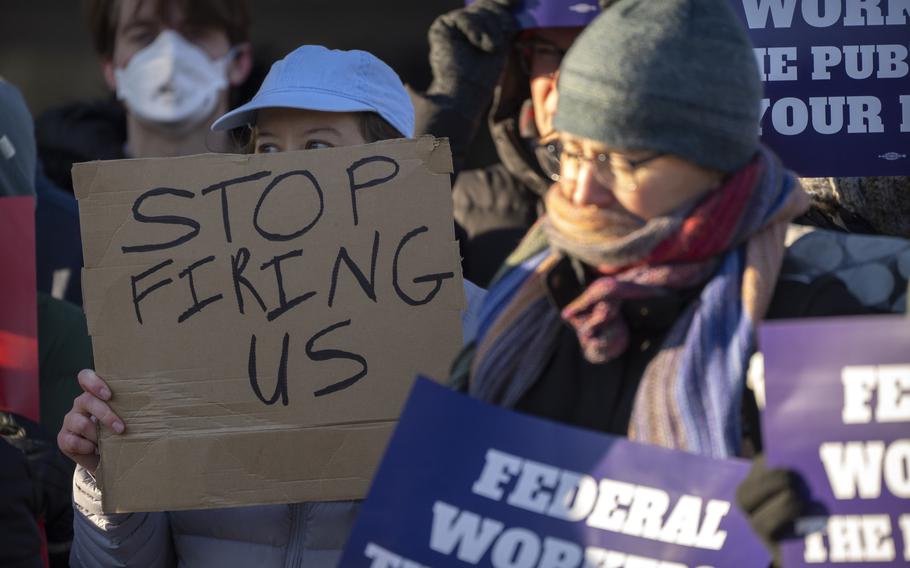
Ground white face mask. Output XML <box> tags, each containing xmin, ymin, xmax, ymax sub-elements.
<box><xmin>114</xmin><ymin>30</ymin><xmax>234</xmax><ymax>130</ymax></box>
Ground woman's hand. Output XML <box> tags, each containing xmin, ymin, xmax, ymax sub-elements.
<box><xmin>57</xmin><ymin>369</ymin><xmax>125</xmax><ymax>475</ymax></box>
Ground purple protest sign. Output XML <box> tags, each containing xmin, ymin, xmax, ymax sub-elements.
<box><xmin>341</xmin><ymin>378</ymin><xmax>770</xmax><ymax>568</ymax></box>
<box><xmin>761</xmin><ymin>315</ymin><xmax>910</xmax><ymax>566</ymax></box>
<box><xmin>728</xmin><ymin>1</ymin><xmax>910</xmax><ymax>177</ymax></box>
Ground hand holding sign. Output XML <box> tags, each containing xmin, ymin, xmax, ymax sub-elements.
<box><xmin>74</xmin><ymin>137</ymin><xmax>465</xmax><ymax>512</ymax></box>
<box><xmin>58</xmin><ymin>370</ymin><xmax>124</xmax><ymax>475</ymax></box>
<box><xmin>342</xmin><ymin>379</ymin><xmax>771</xmax><ymax>568</ymax></box>
<box><xmin>762</xmin><ymin>315</ymin><xmax>910</xmax><ymax>566</ymax></box>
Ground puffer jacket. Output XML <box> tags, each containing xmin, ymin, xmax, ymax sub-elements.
<box><xmin>413</xmin><ymin>54</ymin><xmax>553</xmax><ymax>287</ymax></box>
<box><xmin>69</xmin><ymin>281</ymin><xmax>486</xmax><ymax>568</ymax></box>
<box><xmin>71</xmin><ymin>467</ymin><xmax>355</xmax><ymax>567</ymax></box>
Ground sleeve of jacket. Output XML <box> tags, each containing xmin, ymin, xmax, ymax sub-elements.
<box><xmin>453</xmin><ymin>165</ymin><xmax>537</xmax><ymax>286</ymax></box>
<box><xmin>37</xmin><ymin>294</ymin><xmax>94</xmax><ymax>439</ymax></box>
<box><xmin>410</xmin><ymin>87</ymin><xmax>483</xmax><ymax>179</ymax></box>
<box><xmin>70</xmin><ymin>466</ymin><xmax>176</xmax><ymax>568</ymax></box>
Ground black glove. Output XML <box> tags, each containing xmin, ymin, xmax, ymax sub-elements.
<box><xmin>426</xmin><ymin>0</ymin><xmax>520</xmax><ymax>116</ymax></box>
<box><xmin>736</xmin><ymin>455</ymin><xmax>806</xmax><ymax>568</ymax></box>
<box><xmin>1</xmin><ymin>412</ymin><xmax>74</xmax><ymax>568</ymax></box>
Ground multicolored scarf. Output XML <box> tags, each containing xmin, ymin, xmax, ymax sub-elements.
<box><xmin>455</xmin><ymin>147</ymin><xmax>809</xmax><ymax>458</ymax></box>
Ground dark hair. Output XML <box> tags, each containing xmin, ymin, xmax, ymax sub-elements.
<box><xmin>242</xmin><ymin>111</ymin><xmax>406</xmax><ymax>154</ymax></box>
<box><xmin>357</xmin><ymin>112</ymin><xmax>404</xmax><ymax>143</ymax></box>
<box><xmin>86</xmin><ymin>0</ymin><xmax>251</xmax><ymax>58</ymax></box>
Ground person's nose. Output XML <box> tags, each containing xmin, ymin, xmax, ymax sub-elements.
<box><xmin>571</xmin><ymin>161</ymin><xmax>612</xmax><ymax>207</ymax></box>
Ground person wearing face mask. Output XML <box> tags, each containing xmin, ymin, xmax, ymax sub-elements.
<box><xmin>35</xmin><ymin>0</ymin><xmax>254</xmax><ymax>193</ymax></box>
<box><xmin>449</xmin><ymin>2</ymin><xmax>879</xmax><ymax>566</ymax></box>
<box><xmin>30</xmin><ymin>0</ymin><xmax>253</xmax><ymax>309</ymax></box>
<box><xmin>413</xmin><ymin>0</ymin><xmax>601</xmax><ymax>287</ymax></box>
<box><xmin>59</xmin><ymin>45</ymin><xmax>485</xmax><ymax>568</ymax></box>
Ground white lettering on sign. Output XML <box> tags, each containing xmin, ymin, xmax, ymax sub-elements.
<box><xmin>800</xmin><ymin>515</ymin><xmax>897</xmax><ymax>563</ymax></box>
<box><xmin>901</xmin><ymin>515</ymin><xmax>910</xmax><ymax>561</ymax></box>
<box><xmin>842</xmin><ymin>365</ymin><xmax>910</xmax><ymax>424</ymax></box>
<box><xmin>845</xmin><ymin>45</ymin><xmax>879</xmax><ymax>78</ymax></box>
<box><xmin>819</xmin><ymin>440</ymin><xmax>910</xmax><ymax>499</ymax></box>
<box><xmin>429</xmin><ymin>500</ymin><xmax>711</xmax><ymax>568</ymax></box>
<box><xmin>847</xmin><ymin>96</ymin><xmax>886</xmax><ymax>132</ymax></box>
<box><xmin>755</xmin><ymin>47</ymin><xmax>800</xmax><ymax>81</ymax></box>
<box><xmin>772</xmin><ymin>97</ymin><xmax>811</xmax><ymax>134</ymax></box>
<box><xmin>742</xmin><ymin>0</ymin><xmax>798</xmax><ymax>29</ymax></box>
<box><xmin>812</xmin><ymin>46</ymin><xmax>843</xmax><ymax>79</ymax></box>
<box><xmin>810</xmin><ymin>44</ymin><xmax>909</xmax><ymax>80</ymax></box>
<box><xmin>364</xmin><ymin>542</ymin><xmax>428</xmax><ymax>568</ymax></box>
<box><xmin>430</xmin><ymin>501</ymin><xmax>503</xmax><ymax>563</ymax></box>
<box><xmin>901</xmin><ymin>95</ymin><xmax>910</xmax><ymax>132</ymax></box>
<box><xmin>470</xmin><ymin>449</ymin><xmax>731</xmax><ymax>551</ymax></box>
<box><xmin>742</xmin><ymin>0</ymin><xmax>910</xmax><ymax>28</ymax></box>
<box><xmin>760</xmin><ymin>96</ymin><xmax>886</xmax><ymax>135</ymax></box>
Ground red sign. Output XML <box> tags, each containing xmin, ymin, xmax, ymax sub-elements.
<box><xmin>0</xmin><ymin>196</ymin><xmax>39</xmax><ymax>422</ymax></box>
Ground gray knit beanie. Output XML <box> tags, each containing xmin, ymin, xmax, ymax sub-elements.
<box><xmin>0</xmin><ymin>77</ymin><xmax>36</xmax><ymax>197</ymax></box>
<box><xmin>554</xmin><ymin>0</ymin><xmax>763</xmax><ymax>173</ymax></box>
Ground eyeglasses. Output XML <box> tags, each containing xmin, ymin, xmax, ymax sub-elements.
<box><xmin>557</xmin><ymin>146</ymin><xmax>665</xmax><ymax>188</ymax></box>
<box><xmin>515</xmin><ymin>39</ymin><xmax>567</xmax><ymax>77</ymax></box>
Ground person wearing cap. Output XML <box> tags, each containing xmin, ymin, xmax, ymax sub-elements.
<box><xmin>413</xmin><ymin>0</ymin><xmax>601</xmax><ymax>287</ymax></box>
<box><xmin>59</xmin><ymin>45</ymin><xmax>484</xmax><ymax>568</ymax></box>
<box><xmin>449</xmin><ymin>2</ymin><xmax>870</xmax><ymax>566</ymax></box>
<box><xmin>211</xmin><ymin>44</ymin><xmax>416</xmax><ymax>150</ymax></box>
<box><xmin>209</xmin><ymin>45</ymin><xmax>485</xmax><ymax>337</ymax></box>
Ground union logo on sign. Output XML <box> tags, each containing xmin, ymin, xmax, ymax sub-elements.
<box><xmin>878</xmin><ymin>152</ymin><xmax>907</xmax><ymax>161</ymax></box>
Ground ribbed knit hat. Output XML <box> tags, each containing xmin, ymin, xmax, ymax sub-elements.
<box><xmin>554</xmin><ymin>0</ymin><xmax>762</xmax><ymax>173</ymax></box>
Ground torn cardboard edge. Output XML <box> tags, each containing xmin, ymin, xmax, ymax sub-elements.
<box><xmin>72</xmin><ymin>136</ymin><xmax>453</xmax><ymax>200</ymax></box>
<box><xmin>98</xmin><ymin>419</ymin><xmax>399</xmax><ymax>513</ymax></box>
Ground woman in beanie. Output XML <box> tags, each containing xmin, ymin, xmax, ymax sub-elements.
<box><xmin>451</xmin><ymin>0</ymin><xmax>866</xmax><ymax>565</ymax></box>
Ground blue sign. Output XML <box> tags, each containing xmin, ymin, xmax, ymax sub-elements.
<box><xmin>730</xmin><ymin>0</ymin><xmax>910</xmax><ymax>177</ymax></box>
<box><xmin>341</xmin><ymin>378</ymin><xmax>770</xmax><ymax>567</ymax></box>
<box><xmin>762</xmin><ymin>315</ymin><xmax>910</xmax><ymax>566</ymax></box>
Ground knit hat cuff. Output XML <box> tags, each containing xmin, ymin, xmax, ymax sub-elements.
<box><xmin>554</xmin><ymin>79</ymin><xmax>759</xmax><ymax>173</ymax></box>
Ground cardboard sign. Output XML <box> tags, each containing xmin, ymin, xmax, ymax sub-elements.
<box><xmin>730</xmin><ymin>0</ymin><xmax>910</xmax><ymax>176</ymax></box>
<box><xmin>341</xmin><ymin>378</ymin><xmax>770</xmax><ymax>568</ymax></box>
<box><xmin>73</xmin><ymin>137</ymin><xmax>464</xmax><ymax>513</ymax></box>
<box><xmin>0</xmin><ymin>196</ymin><xmax>39</xmax><ymax>423</ymax></box>
<box><xmin>762</xmin><ymin>315</ymin><xmax>910</xmax><ymax>566</ymax></box>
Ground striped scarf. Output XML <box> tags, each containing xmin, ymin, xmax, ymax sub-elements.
<box><xmin>457</xmin><ymin>147</ymin><xmax>809</xmax><ymax>458</ymax></box>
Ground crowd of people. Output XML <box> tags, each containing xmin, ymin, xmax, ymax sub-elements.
<box><xmin>2</xmin><ymin>0</ymin><xmax>908</xmax><ymax>567</ymax></box>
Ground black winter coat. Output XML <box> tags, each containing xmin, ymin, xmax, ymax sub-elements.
<box><xmin>412</xmin><ymin>57</ymin><xmax>553</xmax><ymax>287</ymax></box>
<box><xmin>514</xmin><ymin>256</ymin><xmax>869</xmax><ymax>451</ymax></box>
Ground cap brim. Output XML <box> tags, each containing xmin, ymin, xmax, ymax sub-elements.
<box><xmin>211</xmin><ymin>89</ymin><xmax>376</xmax><ymax>131</ymax></box>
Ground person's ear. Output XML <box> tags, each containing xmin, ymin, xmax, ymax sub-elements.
<box><xmin>101</xmin><ymin>58</ymin><xmax>117</xmax><ymax>91</ymax></box>
<box><xmin>227</xmin><ymin>42</ymin><xmax>253</xmax><ymax>87</ymax></box>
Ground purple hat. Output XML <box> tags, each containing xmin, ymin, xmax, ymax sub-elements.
<box><xmin>467</xmin><ymin>0</ymin><xmax>601</xmax><ymax>29</ymax></box>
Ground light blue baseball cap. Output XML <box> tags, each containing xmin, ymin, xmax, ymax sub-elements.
<box><xmin>212</xmin><ymin>45</ymin><xmax>414</xmax><ymax>137</ymax></box>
